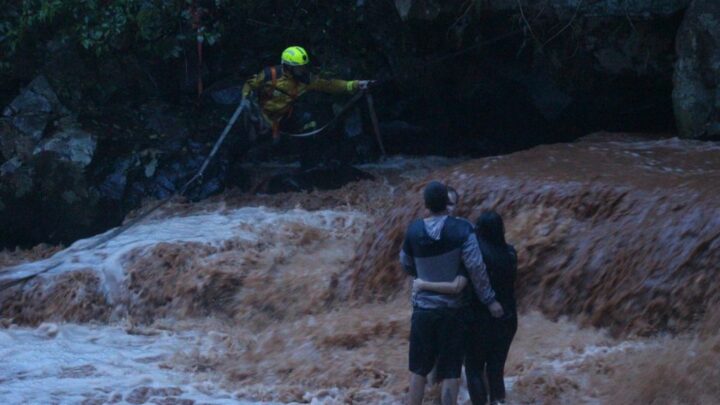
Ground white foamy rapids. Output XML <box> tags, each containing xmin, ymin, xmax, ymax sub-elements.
<box><xmin>0</xmin><ymin>206</ymin><xmax>367</xmax><ymax>304</ymax></box>
<box><xmin>0</xmin><ymin>323</ymin><xmax>275</xmax><ymax>405</ymax></box>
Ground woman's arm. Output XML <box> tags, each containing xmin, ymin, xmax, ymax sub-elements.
<box><xmin>413</xmin><ymin>275</ymin><xmax>468</xmax><ymax>294</ymax></box>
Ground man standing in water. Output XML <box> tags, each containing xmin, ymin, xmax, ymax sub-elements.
<box><xmin>400</xmin><ymin>181</ymin><xmax>503</xmax><ymax>405</ymax></box>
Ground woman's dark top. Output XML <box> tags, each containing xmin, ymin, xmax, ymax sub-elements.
<box><xmin>473</xmin><ymin>240</ymin><xmax>517</xmax><ymax>316</ymax></box>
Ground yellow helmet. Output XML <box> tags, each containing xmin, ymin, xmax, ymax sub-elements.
<box><xmin>281</xmin><ymin>46</ymin><xmax>309</xmax><ymax>66</ymax></box>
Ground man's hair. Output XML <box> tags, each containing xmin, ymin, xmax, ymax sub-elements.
<box><xmin>423</xmin><ymin>181</ymin><xmax>449</xmax><ymax>213</ymax></box>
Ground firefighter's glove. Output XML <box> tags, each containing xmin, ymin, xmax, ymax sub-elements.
<box><xmin>357</xmin><ymin>80</ymin><xmax>377</xmax><ymax>91</ymax></box>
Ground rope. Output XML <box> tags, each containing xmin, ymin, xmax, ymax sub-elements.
<box><xmin>281</xmin><ymin>90</ymin><xmax>366</xmax><ymax>138</ymax></box>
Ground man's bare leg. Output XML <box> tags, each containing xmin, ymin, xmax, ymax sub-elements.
<box><xmin>409</xmin><ymin>373</ymin><xmax>427</xmax><ymax>405</ymax></box>
<box><xmin>440</xmin><ymin>378</ymin><xmax>460</xmax><ymax>405</ymax></box>
<box><xmin>427</xmin><ymin>365</ymin><xmax>438</xmax><ymax>386</ymax></box>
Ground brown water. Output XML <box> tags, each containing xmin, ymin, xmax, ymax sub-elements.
<box><xmin>348</xmin><ymin>133</ymin><xmax>720</xmax><ymax>337</ymax></box>
<box><xmin>1</xmin><ymin>135</ymin><xmax>719</xmax><ymax>404</ymax></box>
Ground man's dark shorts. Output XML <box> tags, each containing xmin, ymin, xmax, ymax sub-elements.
<box><xmin>409</xmin><ymin>306</ymin><xmax>467</xmax><ymax>380</ymax></box>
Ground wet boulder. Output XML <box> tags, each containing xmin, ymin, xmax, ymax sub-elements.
<box><xmin>0</xmin><ymin>77</ymin><xmax>100</xmax><ymax>248</ymax></box>
<box><xmin>119</xmin><ymin>139</ymin><xmax>229</xmax><ymax>207</ymax></box>
<box><xmin>98</xmin><ymin>157</ymin><xmax>137</xmax><ymax>202</ymax></box>
<box><xmin>0</xmin><ymin>121</ymin><xmax>34</xmax><ymax>162</ymax></box>
<box><xmin>1</xmin><ymin>75</ymin><xmax>83</xmax><ymax>162</ymax></box>
<box><xmin>673</xmin><ymin>0</ymin><xmax>720</xmax><ymax>139</ymax></box>
<box><xmin>0</xmin><ymin>154</ymin><xmax>100</xmax><ymax>248</ymax></box>
<box><xmin>33</xmin><ymin>128</ymin><xmax>96</xmax><ymax>167</ymax></box>
<box><xmin>2</xmin><ymin>76</ymin><xmax>69</xmax><ymax>140</ymax></box>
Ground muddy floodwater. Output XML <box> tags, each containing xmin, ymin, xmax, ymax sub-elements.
<box><xmin>1</xmin><ymin>135</ymin><xmax>719</xmax><ymax>404</ymax></box>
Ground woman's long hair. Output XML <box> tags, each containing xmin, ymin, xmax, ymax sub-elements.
<box><xmin>476</xmin><ymin>210</ymin><xmax>507</xmax><ymax>246</ymax></box>
<box><xmin>475</xmin><ymin>211</ymin><xmax>514</xmax><ymax>286</ymax></box>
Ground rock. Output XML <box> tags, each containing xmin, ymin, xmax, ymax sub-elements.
<box><xmin>343</xmin><ymin>107</ymin><xmax>363</xmax><ymax>138</ymax></box>
<box><xmin>0</xmin><ymin>154</ymin><xmax>101</xmax><ymax>248</ymax></box>
<box><xmin>33</xmin><ymin>128</ymin><xmax>97</xmax><ymax>167</ymax></box>
<box><xmin>210</xmin><ymin>85</ymin><xmax>243</xmax><ymax>105</ymax></box>
<box><xmin>673</xmin><ymin>0</ymin><xmax>720</xmax><ymax>139</ymax></box>
<box><xmin>1</xmin><ymin>75</ymin><xmax>85</xmax><ymax>168</ymax></box>
<box><xmin>141</xmin><ymin>103</ymin><xmax>189</xmax><ymax>142</ymax></box>
<box><xmin>260</xmin><ymin>164</ymin><xmax>374</xmax><ymax>194</ymax></box>
<box><xmin>2</xmin><ymin>75</ymin><xmax>69</xmax><ymax>140</ymax></box>
<box><xmin>121</xmin><ymin>137</ymin><xmax>230</xmax><ymax>206</ymax></box>
<box><xmin>36</xmin><ymin>322</ymin><xmax>59</xmax><ymax>338</ymax></box>
<box><xmin>0</xmin><ymin>121</ymin><xmax>35</xmax><ymax>162</ymax></box>
<box><xmin>0</xmin><ymin>75</ymin><xmax>104</xmax><ymax>248</ymax></box>
<box><xmin>207</xmin><ymin>330</ymin><xmax>230</xmax><ymax>344</ymax></box>
<box><xmin>0</xmin><ymin>157</ymin><xmax>22</xmax><ymax>176</ymax></box>
<box><xmin>98</xmin><ymin>157</ymin><xmax>137</xmax><ymax>201</ymax></box>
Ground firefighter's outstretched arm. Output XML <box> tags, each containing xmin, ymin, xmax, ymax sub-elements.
<box><xmin>307</xmin><ymin>78</ymin><xmax>376</xmax><ymax>94</ymax></box>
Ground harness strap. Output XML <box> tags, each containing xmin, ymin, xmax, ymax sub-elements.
<box><xmin>260</xmin><ymin>65</ymin><xmax>298</xmax><ymax>140</ymax></box>
<box><xmin>270</xmin><ymin>65</ymin><xmax>278</xmax><ymax>88</ymax></box>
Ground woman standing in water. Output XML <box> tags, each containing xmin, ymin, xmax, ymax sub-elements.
<box><xmin>415</xmin><ymin>209</ymin><xmax>518</xmax><ymax>405</ymax></box>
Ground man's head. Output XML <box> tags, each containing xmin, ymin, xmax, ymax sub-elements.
<box><xmin>423</xmin><ymin>181</ymin><xmax>449</xmax><ymax>214</ymax></box>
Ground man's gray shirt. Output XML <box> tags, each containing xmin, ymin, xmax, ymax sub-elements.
<box><xmin>400</xmin><ymin>215</ymin><xmax>496</xmax><ymax>309</ymax></box>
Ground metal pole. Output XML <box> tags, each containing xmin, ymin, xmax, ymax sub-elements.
<box><xmin>365</xmin><ymin>92</ymin><xmax>386</xmax><ymax>156</ymax></box>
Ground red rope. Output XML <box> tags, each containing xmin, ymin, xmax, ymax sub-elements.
<box><xmin>191</xmin><ymin>4</ymin><xmax>204</xmax><ymax>99</ymax></box>
<box><xmin>197</xmin><ymin>33</ymin><xmax>203</xmax><ymax>98</ymax></box>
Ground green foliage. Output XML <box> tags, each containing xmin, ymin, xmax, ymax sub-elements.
<box><xmin>0</xmin><ymin>0</ymin><xmax>229</xmax><ymax>65</ymax></box>
<box><xmin>0</xmin><ymin>0</ymin><xmax>378</xmax><ymax>90</ymax></box>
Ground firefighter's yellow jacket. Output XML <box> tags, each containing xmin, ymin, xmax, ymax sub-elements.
<box><xmin>241</xmin><ymin>65</ymin><xmax>360</xmax><ymax>127</ymax></box>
